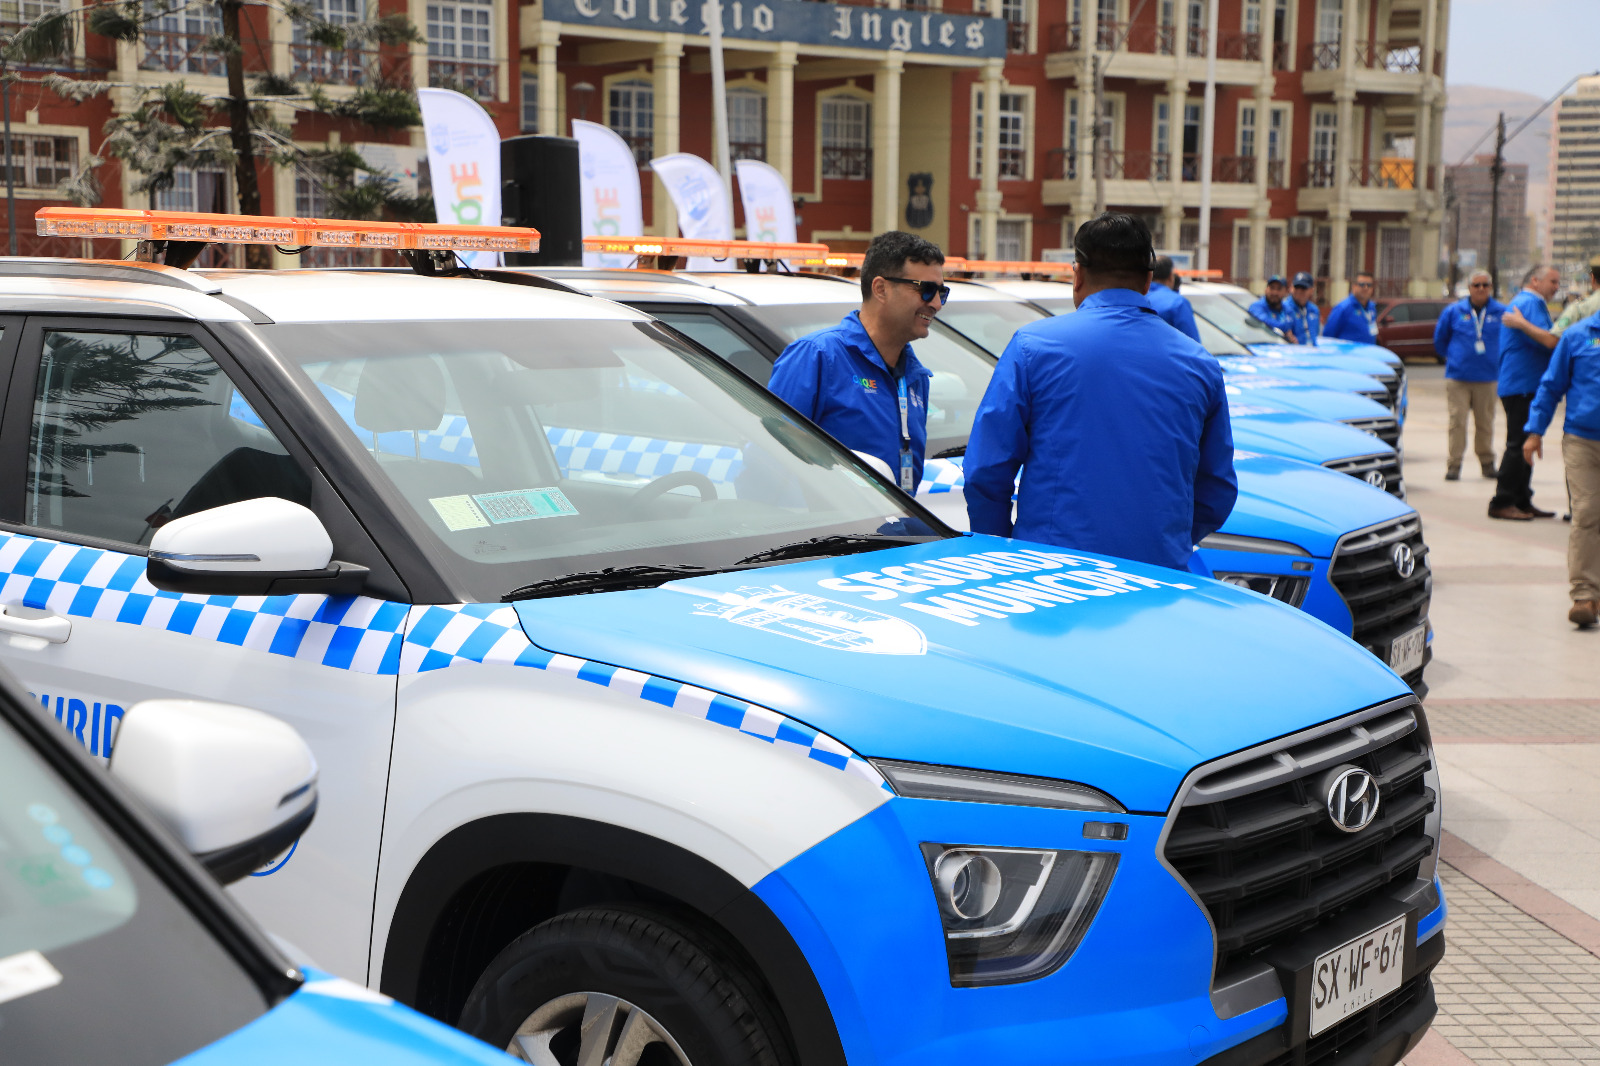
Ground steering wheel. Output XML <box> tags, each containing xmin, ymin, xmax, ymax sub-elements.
<box><xmin>630</xmin><ymin>469</ymin><xmax>718</xmax><ymax>506</ymax></box>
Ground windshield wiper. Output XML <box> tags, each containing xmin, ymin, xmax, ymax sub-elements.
<box><xmin>503</xmin><ymin>564</ymin><xmax>736</xmax><ymax>602</ymax></box>
<box><xmin>736</xmin><ymin>533</ymin><xmax>940</xmax><ymax>566</ymax></box>
<box><xmin>932</xmin><ymin>444</ymin><xmax>967</xmax><ymax>459</ymax></box>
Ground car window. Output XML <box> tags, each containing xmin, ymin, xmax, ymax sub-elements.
<box><xmin>1188</xmin><ymin>293</ymin><xmax>1290</xmax><ymax>344</ymax></box>
<box><xmin>651</xmin><ymin>311</ymin><xmax>774</xmax><ymax>385</ymax></box>
<box><xmin>1384</xmin><ymin>304</ymin><xmax>1410</xmax><ymax>324</ymax></box>
<box><xmin>934</xmin><ymin>300</ymin><xmax>1050</xmax><ymax>356</ymax></box>
<box><xmin>27</xmin><ymin>330</ymin><xmax>309</xmax><ymax>546</ymax></box>
<box><xmin>0</xmin><ymin>709</ymin><xmax>266</xmax><ymax>1064</ymax></box>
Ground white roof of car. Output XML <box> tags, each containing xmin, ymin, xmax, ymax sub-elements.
<box><xmin>529</xmin><ymin>269</ymin><xmax>748</xmax><ymax>307</ymax></box>
<box><xmin>687</xmin><ymin>272</ymin><xmax>862</xmax><ymax>305</ymax></box>
<box><xmin>1181</xmin><ymin>280</ymin><xmax>1253</xmax><ymax>297</ymax></box>
<box><xmin>965</xmin><ymin>278</ymin><xmax>1076</xmax><ymax>302</ymax></box>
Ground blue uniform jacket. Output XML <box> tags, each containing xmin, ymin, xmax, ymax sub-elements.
<box><xmin>1286</xmin><ymin>299</ymin><xmax>1321</xmax><ymax>344</ymax></box>
<box><xmin>768</xmin><ymin>310</ymin><xmax>933</xmax><ymax>489</ymax></box>
<box><xmin>1432</xmin><ymin>297</ymin><xmax>1504</xmax><ymax>382</ymax></box>
<box><xmin>1247</xmin><ymin>297</ymin><xmax>1295</xmax><ymax>336</ymax></box>
<box><xmin>1498</xmin><ymin>289</ymin><xmax>1555</xmax><ymax>397</ymax></box>
<box><xmin>964</xmin><ymin>288</ymin><xmax>1237</xmax><ymax>571</ymax></box>
<box><xmin>1146</xmin><ymin>281</ymin><xmax>1201</xmax><ymax>341</ymax></box>
<box><xmin>1323</xmin><ymin>295</ymin><xmax>1381</xmax><ymax>344</ymax></box>
<box><xmin>1525</xmin><ymin>311</ymin><xmax>1600</xmax><ymax>443</ymax></box>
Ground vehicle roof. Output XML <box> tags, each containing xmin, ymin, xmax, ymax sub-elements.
<box><xmin>965</xmin><ymin>278</ymin><xmax>1076</xmax><ymax>301</ymax></box>
<box><xmin>1180</xmin><ymin>280</ymin><xmax>1252</xmax><ymax>296</ymax></box>
<box><xmin>689</xmin><ymin>271</ymin><xmax>864</xmax><ymax>304</ymax></box>
<box><xmin>528</xmin><ymin>269</ymin><xmax>749</xmax><ymax>307</ymax></box>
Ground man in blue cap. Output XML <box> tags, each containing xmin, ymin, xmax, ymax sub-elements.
<box><xmin>1323</xmin><ymin>271</ymin><xmax>1382</xmax><ymax>343</ymax></box>
<box><xmin>1286</xmin><ymin>272</ymin><xmax>1321</xmax><ymax>344</ymax></box>
<box><xmin>964</xmin><ymin>213</ymin><xmax>1236</xmax><ymax>572</ymax></box>
<box><xmin>1248</xmin><ymin>275</ymin><xmax>1295</xmax><ymax>336</ymax></box>
<box><xmin>1145</xmin><ymin>255</ymin><xmax>1200</xmax><ymax>340</ymax></box>
<box><xmin>1432</xmin><ymin>269</ymin><xmax>1503</xmax><ymax>481</ymax></box>
<box><xmin>769</xmin><ymin>230</ymin><xmax>942</xmax><ymax>492</ymax></box>
<box><xmin>1489</xmin><ymin>264</ymin><xmax>1562</xmax><ymax>520</ymax></box>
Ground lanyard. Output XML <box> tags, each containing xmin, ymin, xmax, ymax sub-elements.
<box><xmin>1470</xmin><ymin>304</ymin><xmax>1489</xmax><ymax>352</ymax></box>
<box><xmin>1361</xmin><ymin>302</ymin><xmax>1377</xmax><ymax>336</ymax></box>
<box><xmin>896</xmin><ymin>371</ymin><xmax>914</xmax><ymax>491</ymax></box>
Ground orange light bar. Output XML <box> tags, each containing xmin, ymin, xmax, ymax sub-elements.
<box><xmin>948</xmin><ymin>259</ymin><xmax>1076</xmax><ymax>277</ymax></box>
<box><xmin>36</xmin><ymin>207</ymin><xmax>541</xmax><ymax>253</ymax></box>
<box><xmin>795</xmin><ymin>251</ymin><xmax>862</xmax><ymax>268</ymax></box>
<box><xmin>1175</xmin><ymin>268</ymin><xmax>1224</xmax><ymax>278</ymax></box>
<box><xmin>584</xmin><ymin>235</ymin><xmax>829</xmax><ymax>260</ymax></box>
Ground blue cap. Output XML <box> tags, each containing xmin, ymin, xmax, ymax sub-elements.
<box><xmin>1291</xmin><ymin>271</ymin><xmax>1314</xmax><ymax>288</ymax></box>
<box><xmin>1266</xmin><ymin>274</ymin><xmax>1287</xmax><ymax>286</ymax></box>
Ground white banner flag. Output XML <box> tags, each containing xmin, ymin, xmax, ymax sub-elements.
<box><xmin>418</xmin><ymin>87</ymin><xmax>502</xmax><ymax>269</ymax></box>
<box><xmin>733</xmin><ymin>159</ymin><xmax>795</xmax><ymax>245</ymax></box>
<box><xmin>648</xmin><ymin>152</ymin><xmax>733</xmax><ymax>271</ymax></box>
<box><xmin>572</xmin><ymin>119</ymin><xmax>645</xmax><ymax>268</ymax></box>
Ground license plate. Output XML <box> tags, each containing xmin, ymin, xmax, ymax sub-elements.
<box><xmin>1388</xmin><ymin>624</ymin><xmax>1426</xmax><ymax>676</ymax></box>
<box><xmin>1309</xmin><ymin>917</ymin><xmax>1408</xmax><ymax>1036</ymax></box>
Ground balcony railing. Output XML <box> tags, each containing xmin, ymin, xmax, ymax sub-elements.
<box><xmin>1302</xmin><ymin>160</ymin><xmax>1423</xmax><ymax>191</ymax></box>
<box><xmin>1266</xmin><ymin>158</ymin><xmax>1285</xmax><ymax>188</ymax></box>
<box><xmin>140</xmin><ymin>30</ymin><xmax>225</xmax><ymax>75</ymax></box>
<box><xmin>428</xmin><ymin>59</ymin><xmax>495</xmax><ymax>100</ymax></box>
<box><xmin>1304</xmin><ymin>159</ymin><xmax>1338</xmax><ymax>188</ymax></box>
<box><xmin>821</xmin><ymin>145</ymin><xmax>872</xmax><ymax>180</ymax></box>
<box><xmin>1006</xmin><ymin>19</ymin><xmax>1028</xmax><ymax>51</ymax></box>
<box><xmin>1047</xmin><ymin>19</ymin><xmax>1120</xmax><ymax>52</ymax></box>
<box><xmin>1303</xmin><ymin>39</ymin><xmax>1426</xmax><ymax>74</ymax></box>
<box><xmin>1045</xmin><ymin>146</ymin><xmax>1077</xmax><ymax>180</ymax></box>
<box><xmin>1272</xmin><ymin>40</ymin><xmax>1291</xmax><ymax>70</ymax></box>
<box><xmin>290</xmin><ymin>43</ymin><xmax>375</xmax><ymax>85</ymax></box>
<box><xmin>1179</xmin><ymin>152</ymin><xmax>1200</xmax><ymax>181</ymax></box>
<box><xmin>730</xmin><ymin>141</ymin><xmax>765</xmax><ymax>162</ymax></box>
<box><xmin>1214</xmin><ymin>155</ymin><xmax>1255</xmax><ymax>183</ymax></box>
<box><xmin>1306</xmin><ymin>40</ymin><xmax>1340</xmax><ymax>71</ymax></box>
<box><xmin>1220</xmin><ymin>31</ymin><xmax>1261</xmax><ymax>61</ymax></box>
<box><xmin>1120</xmin><ymin>22</ymin><xmax>1176</xmax><ymax>54</ymax></box>
<box><xmin>1184</xmin><ymin>26</ymin><xmax>1207</xmax><ymax>56</ymax></box>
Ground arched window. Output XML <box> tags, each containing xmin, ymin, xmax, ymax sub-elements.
<box><xmin>727</xmin><ymin>88</ymin><xmax>766</xmax><ymax>162</ymax></box>
<box><xmin>609</xmin><ymin>78</ymin><xmax>654</xmax><ymax>166</ymax></box>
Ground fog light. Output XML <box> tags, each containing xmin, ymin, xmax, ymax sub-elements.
<box><xmin>934</xmin><ymin>851</ymin><xmax>1002</xmax><ymax>920</ymax></box>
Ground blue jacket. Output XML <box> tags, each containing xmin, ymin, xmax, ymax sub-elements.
<box><xmin>1247</xmin><ymin>297</ymin><xmax>1295</xmax><ymax>336</ymax></box>
<box><xmin>1433</xmin><ymin>297</ymin><xmax>1504</xmax><ymax>382</ymax></box>
<box><xmin>964</xmin><ymin>288</ymin><xmax>1237</xmax><ymax>571</ymax></box>
<box><xmin>1146</xmin><ymin>281</ymin><xmax>1201</xmax><ymax>341</ymax></box>
<box><xmin>1323</xmin><ymin>294</ymin><xmax>1381</xmax><ymax>343</ymax></box>
<box><xmin>1525</xmin><ymin>311</ymin><xmax>1600</xmax><ymax>443</ymax></box>
<box><xmin>1286</xmin><ymin>299</ymin><xmax>1321</xmax><ymax>344</ymax></box>
<box><xmin>768</xmin><ymin>310</ymin><xmax>933</xmax><ymax>490</ymax></box>
<box><xmin>1498</xmin><ymin>289</ymin><xmax>1555</xmax><ymax>397</ymax></box>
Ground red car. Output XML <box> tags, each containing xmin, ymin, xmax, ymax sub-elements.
<box><xmin>1375</xmin><ymin>298</ymin><xmax>1453</xmax><ymax>363</ymax></box>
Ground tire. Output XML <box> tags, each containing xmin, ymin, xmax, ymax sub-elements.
<box><xmin>458</xmin><ymin>905</ymin><xmax>797</xmax><ymax>1066</ymax></box>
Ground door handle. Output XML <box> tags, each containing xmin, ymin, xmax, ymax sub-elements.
<box><xmin>0</xmin><ymin>605</ymin><xmax>72</xmax><ymax>644</ymax></box>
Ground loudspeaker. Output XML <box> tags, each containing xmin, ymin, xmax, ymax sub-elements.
<box><xmin>501</xmin><ymin>135</ymin><xmax>582</xmax><ymax>266</ymax></box>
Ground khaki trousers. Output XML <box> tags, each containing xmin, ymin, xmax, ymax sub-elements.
<box><xmin>1445</xmin><ymin>379</ymin><xmax>1497</xmax><ymax>470</ymax></box>
<box><xmin>1565</xmin><ymin>434</ymin><xmax>1600</xmax><ymax>603</ymax></box>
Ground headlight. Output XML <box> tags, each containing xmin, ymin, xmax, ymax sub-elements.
<box><xmin>1198</xmin><ymin>532</ymin><xmax>1309</xmax><ymax>555</ymax></box>
<box><xmin>1213</xmin><ymin>572</ymin><xmax>1310</xmax><ymax>607</ymax></box>
<box><xmin>920</xmin><ymin>844</ymin><xmax>1118</xmax><ymax>986</ymax></box>
<box><xmin>872</xmin><ymin>760</ymin><xmax>1124</xmax><ymax>812</ymax></box>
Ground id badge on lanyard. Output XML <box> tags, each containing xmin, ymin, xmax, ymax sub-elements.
<box><xmin>1366</xmin><ymin>308</ymin><xmax>1378</xmax><ymax>337</ymax></box>
<box><xmin>1471</xmin><ymin>306</ymin><xmax>1487</xmax><ymax>354</ymax></box>
<box><xmin>897</xmin><ymin>375</ymin><xmax>914</xmax><ymax>491</ymax></box>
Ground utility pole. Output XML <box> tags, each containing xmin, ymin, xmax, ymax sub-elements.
<box><xmin>1195</xmin><ymin>0</ymin><xmax>1219</xmax><ymax>270</ymax></box>
<box><xmin>1444</xmin><ymin>173</ymin><xmax>1461</xmax><ymax>294</ymax></box>
<box><xmin>1092</xmin><ymin>53</ymin><xmax>1106</xmax><ymax>216</ymax></box>
<box><xmin>1487</xmin><ymin>111</ymin><xmax>1505</xmax><ymax>297</ymax></box>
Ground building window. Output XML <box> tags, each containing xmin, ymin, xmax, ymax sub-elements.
<box><xmin>1</xmin><ymin>133</ymin><xmax>77</xmax><ymax>189</ymax></box>
<box><xmin>609</xmin><ymin>78</ymin><xmax>654</xmax><ymax>166</ymax></box>
<box><xmin>519</xmin><ymin>77</ymin><xmax>537</xmax><ymax>133</ymax></box>
<box><xmin>291</xmin><ymin>0</ymin><xmax>365</xmax><ymax>84</ymax></box>
<box><xmin>1263</xmin><ymin>224</ymin><xmax>1284</xmax><ymax>278</ymax></box>
<box><xmin>141</xmin><ymin>0</ymin><xmax>223</xmax><ymax>74</ymax></box>
<box><xmin>1378</xmin><ymin>227</ymin><xmax>1410</xmax><ymax>295</ymax></box>
<box><xmin>996</xmin><ymin>220</ymin><xmax>1026</xmax><ymax>260</ymax></box>
<box><xmin>157</xmin><ymin>164</ymin><xmax>228</xmax><ymax>213</ymax></box>
<box><xmin>427</xmin><ymin>0</ymin><xmax>495</xmax><ymax>99</ymax></box>
<box><xmin>1309</xmin><ymin>108</ymin><xmax>1337</xmax><ymax>187</ymax></box>
<box><xmin>1181</xmin><ymin>101</ymin><xmax>1200</xmax><ymax>180</ymax></box>
<box><xmin>1001</xmin><ymin>0</ymin><xmax>1028</xmax><ymax>52</ymax></box>
<box><xmin>1239</xmin><ymin>105</ymin><xmax>1256</xmax><ymax>158</ymax></box>
<box><xmin>727</xmin><ymin>88</ymin><xmax>766</xmax><ymax>162</ymax></box>
<box><xmin>1243</xmin><ymin>0</ymin><xmax>1259</xmax><ymax>35</ymax></box>
<box><xmin>821</xmin><ymin>95</ymin><xmax>871</xmax><ymax>180</ymax></box>
<box><xmin>1179</xmin><ymin>219</ymin><xmax>1199</xmax><ymax>252</ymax></box>
<box><xmin>1233</xmin><ymin>223</ymin><xmax>1251</xmax><ymax>280</ymax></box>
<box><xmin>1311</xmin><ymin>0</ymin><xmax>1340</xmax><ymax>68</ymax></box>
<box><xmin>1185</xmin><ymin>0</ymin><xmax>1204</xmax><ymax>55</ymax></box>
<box><xmin>296</xmin><ymin>172</ymin><xmax>376</xmax><ymax>266</ymax></box>
<box><xmin>975</xmin><ymin>91</ymin><xmax>1027</xmax><ymax>180</ymax></box>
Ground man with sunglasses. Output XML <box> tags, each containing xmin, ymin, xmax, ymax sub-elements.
<box><xmin>1323</xmin><ymin>272</ymin><xmax>1383</xmax><ymax>344</ymax></box>
<box><xmin>1433</xmin><ymin>269</ymin><xmax>1503</xmax><ymax>481</ymax></box>
<box><xmin>769</xmin><ymin>231</ymin><xmax>942</xmax><ymax>492</ymax></box>
<box><xmin>965</xmin><ymin>213</ymin><xmax>1236</xmax><ymax>573</ymax></box>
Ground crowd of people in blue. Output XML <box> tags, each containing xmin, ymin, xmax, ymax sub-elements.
<box><xmin>769</xmin><ymin>219</ymin><xmax>1600</xmax><ymax>630</ymax></box>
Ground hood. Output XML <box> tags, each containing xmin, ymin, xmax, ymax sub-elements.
<box><xmin>1219</xmin><ymin>454</ymin><xmax>1413</xmax><ymax>555</ymax></box>
<box><xmin>1235</xmin><ymin>344</ymin><xmax>1395</xmax><ymax>377</ymax></box>
<box><xmin>1314</xmin><ymin>337</ymin><xmax>1403</xmax><ymax>365</ymax></box>
<box><xmin>1219</xmin><ymin>359</ymin><xmax>1383</xmax><ymax>395</ymax></box>
<box><xmin>1229</xmin><ymin>410</ymin><xmax>1397</xmax><ymax>464</ymax></box>
<box><xmin>510</xmin><ymin>537</ymin><xmax>1408</xmax><ymax>812</ymax></box>
<box><xmin>1225</xmin><ymin>381</ymin><xmax>1392</xmax><ymax>422</ymax></box>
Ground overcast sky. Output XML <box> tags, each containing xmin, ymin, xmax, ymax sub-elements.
<box><xmin>1446</xmin><ymin>0</ymin><xmax>1599</xmax><ymax>96</ymax></box>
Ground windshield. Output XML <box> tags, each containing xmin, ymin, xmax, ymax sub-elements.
<box><xmin>931</xmin><ymin>299</ymin><xmax>1050</xmax><ymax>357</ymax></box>
<box><xmin>263</xmin><ymin>318</ymin><xmax>943</xmax><ymax>602</ymax></box>
<box><xmin>731</xmin><ymin>303</ymin><xmax>1001</xmax><ymax>458</ymax></box>
<box><xmin>1188</xmin><ymin>293</ymin><xmax>1293</xmax><ymax>344</ymax></box>
<box><xmin>1194</xmin><ymin>314</ymin><xmax>1252</xmax><ymax>356</ymax></box>
<box><xmin>0</xmin><ymin>710</ymin><xmax>267</xmax><ymax>1063</ymax></box>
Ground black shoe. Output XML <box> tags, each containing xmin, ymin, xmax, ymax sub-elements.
<box><xmin>1445</xmin><ymin>467</ymin><xmax>1460</xmax><ymax>481</ymax></box>
<box><xmin>1527</xmin><ymin>505</ymin><xmax>1556</xmax><ymax>519</ymax></box>
<box><xmin>1488</xmin><ymin>505</ymin><xmax>1535</xmax><ymax>521</ymax></box>
<box><xmin>1481</xmin><ymin>462</ymin><xmax>1497</xmax><ymax>478</ymax></box>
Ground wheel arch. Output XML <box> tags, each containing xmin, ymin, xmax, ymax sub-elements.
<box><xmin>379</xmin><ymin>812</ymin><xmax>848</xmax><ymax>1066</ymax></box>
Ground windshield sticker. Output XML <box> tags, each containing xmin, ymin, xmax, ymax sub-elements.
<box><xmin>430</xmin><ymin>494</ymin><xmax>491</xmax><ymax>531</ymax></box>
<box><xmin>0</xmin><ymin>950</ymin><xmax>63</xmax><ymax>1006</ymax></box>
<box><xmin>670</xmin><ymin>585</ymin><xmax>928</xmax><ymax>655</ymax></box>
<box><xmin>474</xmin><ymin>487</ymin><xmax>579</xmax><ymax>524</ymax></box>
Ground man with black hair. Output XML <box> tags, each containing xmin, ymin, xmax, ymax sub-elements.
<box><xmin>1248</xmin><ymin>275</ymin><xmax>1295</xmax><ymax>336</ymax></box>
<box><xmin>965</xmin><ymin>213</ymin><xmax>1236</xmax><ymax>572</ymax></box>
<box><xmin>1286</xmin><ymin>272</ymin><xmax>1321</xmax><ymax>344</ymax></box>
<box><xmin>1147</xmin><ymin>255</ymin><xmax>1201</xmax><ymax>340</ymax></box>
<box><xmin>1323</xmin><ymin>272</ymin><xmax>1382</xmax><ymax>343</ymax></box>
<box><xmin>768</xmin><ymin>231</ymin><xmax>943</xmax><ymax>492</ymax></box>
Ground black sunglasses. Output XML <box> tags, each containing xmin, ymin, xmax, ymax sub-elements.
<box><xmin>883</xmin><ymin>277</ymin><xmax>952</xmax><ymax>303</ymax></box>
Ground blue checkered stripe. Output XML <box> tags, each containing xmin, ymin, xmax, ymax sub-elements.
<box><xmin>0</xmin><ymin>532</ymin><xmax>408</xmax><ymax>674</ymax></box>
<box><xmin>401</xmin><ymin>603</ymin><xmax>883</xmax><ymax>785</ymax></box>
<box><xmin>546</xmin><ymin>428</ymin><xmax>744</xmax><ymax>485</ymax></box>
<box><xmin>918</xmin><ymin>457</ymin><xmax>967</xmax><ymax>495</ymax></box>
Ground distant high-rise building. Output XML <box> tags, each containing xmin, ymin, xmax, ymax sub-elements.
<box><xmin>1549</xmin><ymin>75</ymin><xmax>1600</xmax><ymax>277</ymax></box>
<box><xmin>1447</xmin><ymin>154</ymin><xmax>1530</xmax><ymax>280</ymax></box>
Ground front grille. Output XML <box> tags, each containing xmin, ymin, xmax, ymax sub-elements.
<box><xmin>1342</xmin><ymin>417</ymin><xmax>1400</xmax><ymax>449</ymax></box>
<box><xmin>1259</xmin><ymin>971</ymin><xmax>1434</xmax><ymax>1066</ymax></box>
<box><xmin>1328</xmin><ymin>516</ymin><xmax>1430</xmax><ymax>653</ymax></box>
<box><xmin>1375</xmin><ymin>373</ymin><xmax>1401</xmax><ymax>414</ymax></box>
<box><xmin>1323</xmin><ymin>453</ymin><xmax>1405</xmax><ymax>499</ymax></box>
<box><xmin>1163</xmin><ymin>702</ymin><xmax>1436</xmax><ymax>980</ymax></box>
<box><xmin>1358</xmin><ymin>389</ymin><xmax>1391</xmax><ymax>413</ymax></box>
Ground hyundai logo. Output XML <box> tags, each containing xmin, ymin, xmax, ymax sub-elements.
<box><xmin>1322</xmin><ymin>766</ymin><xmax>1381</xmax><ymax>833</ymax></box>
<box><xmin>1365</xmin><ymin>469</ymin><xmax>1387</xmax><ymax>489</ymax></box>
<box><xmin>1391</xmin><ymin>542</ymin><xmax>1416</xmax><ymax>578</ymax></box>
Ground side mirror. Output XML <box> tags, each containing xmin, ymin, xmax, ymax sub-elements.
<box><xmin>109</xmin><ymin>699</ymin><xmax>318</xmax><ymax>885</ymax></box>
<box><xmin>146</xmin><ymin>497</ymin><xmax>366</xmax><ymax>596</ymax></box>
